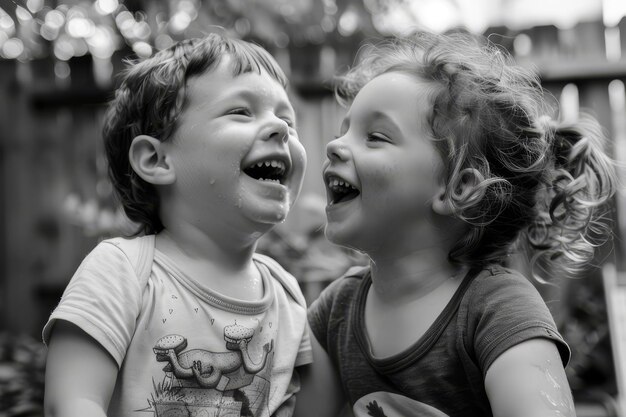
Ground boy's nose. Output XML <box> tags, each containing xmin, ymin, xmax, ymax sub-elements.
<box><xmin>326</xmin><ymin>137</ymin><xmax>349</xmax><ymax>161</ymax></box>
<box><xmin>264</xmin><ymin>119</ymin><xmax>289</xmax><ymax>143</ymax></box>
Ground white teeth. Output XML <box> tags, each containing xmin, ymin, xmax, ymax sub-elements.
<box><xmin>254</xmin><ymin>160</ymin><xmax>285</xmax><ymax>169</ymax></box>
<box><xmin>328</xmin><ymin>177</ymin><xmax>356</xmax><ymax>190</ymax></box>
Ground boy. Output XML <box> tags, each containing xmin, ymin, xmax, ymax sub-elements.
<box><xmin>43</xmin><ymin>33</ymin><xmax>310</xmax><ymax>417</ymax></box>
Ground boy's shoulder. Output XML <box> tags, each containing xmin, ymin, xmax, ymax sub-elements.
<box><xmin>252</xmin><ymin>253</ymin><xmax>306</xmax><ymax>307</ymax></box>
<box><xmin>99</xmin><ymin>234</ymin><xmax>155</xmax><ymax>288</ymax></box>
<box><xmin>104</xmin><ymin>235</ymin><xmax>155</xmax><ymax>261</ymax></box>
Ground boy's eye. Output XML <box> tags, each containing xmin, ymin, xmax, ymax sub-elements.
<box><xmin>279</xmin><ymin>116</ymin><xmax>295</xmax><ymax>128</ymax></box>
<box><xmin>227</xmin><ymin>107</ymin><xmax>251</xmax><ymax>116</ymax></box>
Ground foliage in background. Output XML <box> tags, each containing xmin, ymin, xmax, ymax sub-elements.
<box><xmin>0</xmin><ymin>333</ymin><xmax>45</xmax><ymax>417</ymax></box>
<box><xmin>560</xmin><ymin>273</ymin><xmax>618</xmax><ymax>399</ymax></box>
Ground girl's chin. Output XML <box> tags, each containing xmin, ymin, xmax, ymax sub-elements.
<box><xmin>324</xmin><ymin>225</ymin><xmax>359</xmax><ymax>249</ymax></box>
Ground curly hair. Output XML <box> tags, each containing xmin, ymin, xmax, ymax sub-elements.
<box><xmin>335</xmin><ymin>31</ymin><xmax>617</xmax><ymax>280</ymax></box>
<box><xmin>103</xmin><ymin>33</ymin><xmax>289</xmax><ymax>235</ymax></box>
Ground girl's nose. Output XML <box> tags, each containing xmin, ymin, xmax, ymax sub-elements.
<box><xmin>326</xmin><ymin>137</ymin><xmax>349</xmax><ymax>161</ymax></box>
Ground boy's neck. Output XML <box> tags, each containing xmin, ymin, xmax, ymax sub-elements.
<box><xmin>156</xmin><ymin>227</ymin><xmax>265</xmax><ymax>301</ymax></box>
<box><xmin>156</xmin><ymin>225</ymin><xmax>258</xmax><ymax>271</ymax></box>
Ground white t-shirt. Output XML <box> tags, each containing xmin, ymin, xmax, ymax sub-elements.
<box><xmin>43</xmin><ymin>238</ymin><xmax>312</xmax><ymax>417</ymax></box>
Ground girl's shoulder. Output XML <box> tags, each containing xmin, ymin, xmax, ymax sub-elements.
<box><xmin>328</xmin><ymin>265</ymin><xmax>370</xmax><ymax>291</ymax></box>
<box><xmin>460</xmin><ymin>264</ymin><xmax>570</xmax><ymax>369</ymax></box>
<box><xmin>463</xmin><ymin>264</ymin><xmax>544</xmax><ymax>305</ymax></box>
<box><xmin>342</xmin><ymin>264</ymin><xmax>370</xmax><ymax>279</ymax></box>
<box><xmin>310</xmin><ymin>265</ymin><xmax>369</xmax><ymax>308</ymax></box>
<box><xmin>473</xmin><ymin>263</ymin><xmax>532</xmax><ymax>284</ymax></box>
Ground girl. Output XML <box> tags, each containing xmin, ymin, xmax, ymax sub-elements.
<box><xmin>297</xmin><ymin>31</ymin><xmax>617</xmax><ymax>417</ymax></box>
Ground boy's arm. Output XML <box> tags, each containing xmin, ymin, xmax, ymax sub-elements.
<box><xmin>44</xmin><ymin>320</ymin><xmax>118</xmax><ymax>417</ymax></box>
<box><xmin>484</xmin><ymin>338</ymin><xmax>575</xmax><ymax>417</ymax></box>
<box><xmin>294</xmin><ymin>333</ymin><xmax>346</xmax><ymax>417</ymax></box>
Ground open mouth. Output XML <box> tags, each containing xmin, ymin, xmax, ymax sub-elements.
<box><xmin>326</xmin><ymin>175</ymin><xmax>360</xmax><ymax>205</ymax></box>
<box><xmin>243</xmin><ymin>159</ymin><xmax>288</xmax><ymax>184</ymax></box>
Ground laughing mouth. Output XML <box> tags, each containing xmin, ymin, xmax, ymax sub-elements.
<box><xmin>326</xmin><ymin>175</ymin><xmax>360</xmax><ymax>205</ymax></box>
<box><xmin>244</xmin><ymin>159</ymin><xmax>288</xmax><ymax>184</ymax></box>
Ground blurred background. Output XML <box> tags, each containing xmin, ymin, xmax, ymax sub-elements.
<box><xmin>0</xmin><ymin>0</ymin><xmax>625</xmax><ymax>415</ymax></box>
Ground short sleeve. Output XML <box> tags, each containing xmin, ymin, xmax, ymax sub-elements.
<box><xmin>307</xmin><ymin>277</ymin><xmax>342</xmax><ymax>352</ymax></box>
<box><xmin>253</xmin><ymin>253</ymin><xmax>313</xmax><ymax>367</ymax></box>
<box><xmin>307</xmin><ymin>266</ymin><xmax>368</xmax><ymax>353</ymax></box>
<box><xmin>42</xmin><ymin>240</ymin><xmax>144</xmax><ymax>367</ymax></box>
<box><xmin>465</xmin><ymin>267</ymin><xmax>571</xmax><ymax>375</ymax></box>
<box><xmin>295</xmin><ymin>322</ymin><xmax>313</xmax><ymax>367</ymax></box>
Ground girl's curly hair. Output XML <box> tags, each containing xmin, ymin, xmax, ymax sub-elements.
<box><xmin>335</xmin><ymin>30</ymin><xmax>617</xmax><ymax>280</ymax></box>
<box><xmin>103</xmin><ymin>33</ymin><xmax>289</xmax><ymax>235</ymax></box>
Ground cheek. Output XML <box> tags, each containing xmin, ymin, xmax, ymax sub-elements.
<box><xmin>360</xmin><ymin>161</ymin><xmax>437</xmax><ymax>213</ymax></box>
<box><xmin>362</xmin><ymin>160</ymin><xmax>397</xmax><ymax>185</ymax></box>
<box><xmin>359</xmin><ymin>163</ymin><xmax>394</xmax><ymax>187</ymax></box>
<box><xmin>176</xmin><ymin>152</ymin><xmax>218</xmax><ymax>184</ymax></box>
<box><xmin>360</xmin><ymin>164</ymin><xmax>398</xmax><ymax>203</ymax></box>
<box><xmin>290</xmin><ymin>140</ymin><xmax>307</xmax><ymax>177</ymax></box>
<box><xmin>173</xmin><ymin>147</ymin><xmax>243</xmax><ymax>197</ymax></box>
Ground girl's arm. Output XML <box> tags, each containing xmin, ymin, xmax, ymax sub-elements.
<box><xmin>485</xmin><ymin>338</ymin><xmax>575</xmax><ymax>417</ymax></box>
<box><xmin>44</xmin><ymin>320</ymin><xmax>118</xmax><ymax>417</ymax></box>
<box><xmin>294</xmin><ymin>333</ymin><xmax>346</xmax><ymax>417</ymax></box>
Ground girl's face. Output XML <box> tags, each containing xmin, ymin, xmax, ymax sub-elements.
<box><xmin>323</xmin><ymin>71</ymin><xmax>445</xmax><ymax>254</ymax></box>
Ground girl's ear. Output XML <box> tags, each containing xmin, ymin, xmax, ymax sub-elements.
<box><xmin>432</xmin><ymin>185</ymin><xmax>454</xmax><ymax>216</ymax></box>
<box><xmin>129</xmin><ymin>135</ymin><xmax>175</xmax><ymax>185</ymax></box>
<box><xmin>432</xmin><ymin>168</ymin><xmax>482</xmax><ymax>216</ymax></box>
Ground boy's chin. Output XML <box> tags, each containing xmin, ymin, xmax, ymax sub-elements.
<box><xmin>238</xmin><ymin>179</ymin><xmax>301</xmax><ymax>226</ymax></box>
<box><xmin>239</xmin><ymin>197</ymin><xmax>291</xmax><ymax>227</ymax></box>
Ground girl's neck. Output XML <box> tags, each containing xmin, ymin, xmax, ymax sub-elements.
<box><xmin>368</xmin><ymin>247</ymin><xmax>463</xmax><ymax>303</ymax></box>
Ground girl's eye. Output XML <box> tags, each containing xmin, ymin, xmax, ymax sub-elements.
<box><xmin>367</xmin><ymin>132</ymin><xmax>390</xmax><ymax>143</ymax></box>
<box><xmin>335</xmin><ymin>125</ymin><xmax>348</xmax><ymax>139</ymax></box>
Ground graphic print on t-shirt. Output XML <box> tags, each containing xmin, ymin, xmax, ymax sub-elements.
<box><xmin>143</xmin><ymin>322</ymin><xmax>274</xmax><ymax>417</ymax></box>
<box><xmin>353</xmin><ymin>392</ymin><xmax>449</xmax><ymax>417</ymax></box>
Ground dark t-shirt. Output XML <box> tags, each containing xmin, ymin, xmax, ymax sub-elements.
<box><xmin>308</xmin><ymin>264</ymin><xmax>570</xmax><ymax>417</ymax></box>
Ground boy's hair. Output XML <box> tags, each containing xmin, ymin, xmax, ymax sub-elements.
<box><xmin>335</xmin><ymin>31</ymin><xmax>617</xmax><ymax>280</ymax></box>
<box><xmin>103</xmin><ymin>33</ymin><xmax>289</xmax><ymax>235</ymax></box>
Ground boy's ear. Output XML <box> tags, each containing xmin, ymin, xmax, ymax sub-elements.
<box><xmin>129</xmin><ymin>135</ymin><xmax>175</xmax><ymax>185</ymax></box>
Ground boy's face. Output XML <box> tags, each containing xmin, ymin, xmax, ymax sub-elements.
<box><xmin>163</xmin><ymin>58</ymin><xmax>306</xmax><ymax>237</ymax></box>
<box><xmin>322</xmin><ymin>71</ymin><xmax>444</xmax><ymax>254</ymax></box>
